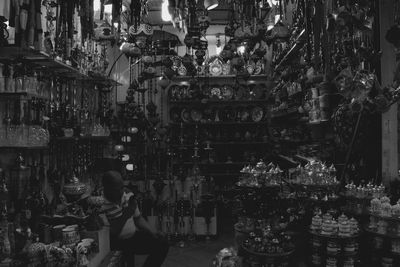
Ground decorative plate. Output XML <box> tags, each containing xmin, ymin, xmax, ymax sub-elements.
<box><xmin>178</xmin><ymin>65</ymin><xmax>187</xmax><ymax>76</ymax></box>
<box><xmin>254</xmin><ymin>61</ymin><xmax>263</xmax><ymax>75</ymax></box>
<box><xmin>181</xmin><ymin>109</ymin><xmax>191</xmax><ymax>123</ymax></box>
<box><xmin>221</xmin><ymin>85</ymin><xmax>234</xmax><ymax>100</ymax></box>
<box><xmin>246</xmin><ymin>61</ymin><xmax>255</xmax><ymax>75</ymax></box>
<box><xmin>251</xmin><ymin>106</ymin><xmax>264</xmax><ymax>122</ymax></box>
<box><xmin>210</xmin><ymin>87</ymin><xmax>221</xmax><ymax>99</ymax></box>
<box><xmin>190</xmin><ymin>109</ymin><xmax>203</xmax><ymax>122</ymax></box>
<box><xmin>209</xmin><ymin>59</ymin><xmax>223</xmax><ymax>76</ymax></box>
<box><xmin>222</xmin><ymin>62</ymin><xmax>231</xmax><ymax>75</ymax></box>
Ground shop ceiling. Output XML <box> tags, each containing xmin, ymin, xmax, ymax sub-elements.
<box><xmin>146</xmin><ymin>0</ymin><xmax>230</xmax><ymax>27</ymax></box>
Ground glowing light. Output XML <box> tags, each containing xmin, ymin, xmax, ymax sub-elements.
<box><xmin>237</xmin><ymin>45</ymin><xmax>246</xmax><ymax>55</ymax></box>
<box><xmin>119</xmin><ymin>42</ymin><xmax>127</xmax><ymax>50</ymax></box>
<box><xmin>161</xmin><ymin>0</ymin><xmax>172</xmax><ymax>22</ymax></box>
<box><xmin>216</xmin><ymin>46</ymin><xmax>222</xmax><ymax>55</ymax></box>
<box><xmin>126</xmin><ymin>164</ymin><xmax>134</xmax><ymax>171</ymax></box>
<box><xmin>268</xmin><ymin>0</ymin><xmax>278</xmax><ymax>5</ymax></box>
<box><xmin>104</xmin><ymin>4</ymin><xmax>112</xmax><ymax>13</ymax></box>
<box><xmin>204</xmin><ymin>0</ymin><xmax>219</xmax><ymax>10</ymax></box>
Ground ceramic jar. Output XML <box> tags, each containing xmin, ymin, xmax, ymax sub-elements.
<box><xmin>63</xmin><ymin>175</ymin><xmax>86</xmax><ymax>202</ymax></box>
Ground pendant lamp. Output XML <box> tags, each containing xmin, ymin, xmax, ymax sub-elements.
<box><xmin>204</xmin><ymin>0</ymin><xmax>218</xmax><ymax>10</ymax></box>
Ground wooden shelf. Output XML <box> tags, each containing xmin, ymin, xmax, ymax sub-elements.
<box><xmin>172</xmin><ymin>162</ymin><xmax>248</xmax><ymax>166</ymax></box>
<box><xmin>363</xmin><ymin>227</ymin><xmax>400</xmax><ymax>239</ymax></box>
<box><xmin>172</xmin><ymin>74</ymin><xmax>269</xmax><ymax>81</ymax></box>
<box><xmin>212</xmin><ymin>141</ymin><xmax>270</xmax><ymax>145</ymax></box>
<box><xmin>0</xmin><ymin>92</ymin><xmax>49</xmax><ymax>100</ymax></box>
<box><xmin>0</xmin><ymin>145</ymin><xmax>48</xmax><ymax>150</ymax></box>
<box><xmin>169</xmin><ymin>99</ymin><xmax>269</xmax><ymax>105</ymax></box>
<box><xmin>0</xmin><ymin>46</ymin><xmax>120</xmax><ymax>85</ymax></box>
<box><xmin>53</xmin><ymin>136</ymin><xmax>110</xmax><ymax>142</ymax></box>
<box><xmin>168</xmin><ymin>121</ymin><xmax>269</xmax><ymax>126</ymax></box>
<box><xmin>170</xmin><ymin>141</ymin><xmax>271</xmax><ymax>147</ymax></box>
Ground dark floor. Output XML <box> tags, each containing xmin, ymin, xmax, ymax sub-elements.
<box><xmin>135</xmin><ymin>232</ymin><xmax>235</xmax><ymax>267</ymax></box>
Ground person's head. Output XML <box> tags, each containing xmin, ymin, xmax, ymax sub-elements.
<box><xmin>102</xmin><ymin>171</ymin><xmax>124</xmax><ymax>204</ymax></box>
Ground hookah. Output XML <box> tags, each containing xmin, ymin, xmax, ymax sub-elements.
<box><xmin>187</xmin><ymin>189</ymin><xmax>196</xmax><ymax>242</ymax></box>
<box><xmin>173</xmin><ymin>189</ymin><xmax>180</xmax><ymax>243</ymax></box>
<box><xmin>153</xmin><ymin>176</ymin><xmax>165</xmax><ymax>233</ymax></box>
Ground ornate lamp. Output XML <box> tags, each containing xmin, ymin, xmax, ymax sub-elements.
<box><xmin>204</xmin><ymin>0</ymin><xmax>218</xmax><ymax>10</ymax></box>
<box><xmin>129</xmin><ymin>23</ymin><xmax>154</xmax><ymax>49</ymax></box>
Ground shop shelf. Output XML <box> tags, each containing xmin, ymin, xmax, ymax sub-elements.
<box><xmin>172</xmin><ymin>74</ymin><xmax>269</xmax><ymax>81</ymax></box>
<box><xmin>309</xmin><ymin>230</ymin><xmax>360</xmax><ymax>240</ymax></box>
<box><xmin>170</xmin><ymin>141</ymin><xmax>271</xmax><ymax>147</ymax></box>
<box><xmin>241</xmin><ymin>245</ymin><xmax>295</xmax><ymax>258</ymax></box>
<box><xmin>0</xmin><ymin>46</ymin><xmax>120</xmax><ymax>85</ymax></box>
<box><xmin>0</xmin><ymin>91</ymin><xmax>49</xmax><ymax>100</ymax></box>
<box><xmin>53</xmin><ymin>136</ymin><xmax>110</xmax><ymax>142</ymax></box>
<box><xmin>367</xmin><ymin>212</ymin><xmax>400</xmax><ymax>222</ymax></box>
<box><xmin>169</xmin><ymin>99</ymin><xmax>270</xmax><ymax>105</ymax></box>
<box><xmin>363</xmin><ymin>227</ymin><xmax>400</xmax><ymax>239</ymax></box>
<box><xmin>168</xmin><ymin>121</ymin><xmax>269</xmax><ymax>126</ymax></box>
<box><xmin>0</xmin><ymin>145</ymin><xmax>48</xmax><ymax>150</ymax></box>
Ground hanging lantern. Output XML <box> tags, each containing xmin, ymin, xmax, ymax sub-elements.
<box><xmin>129</xmin><ymin>23</ymin><xmax>154</xmax><ymax>48</ymax></box>
<box><xmin>120</xmin><ymin>42</ymin><xmax>141</xmax><ymax>58</ymax></box>
<box><xmin>158</xmin><ymin>76</ymin><xmax>171</xmax><ymax>89</ymax></box>
<box><xmin>204</xmin><ymin>0</ymin><xmax>219</xmax><ymax>10</ymax></box>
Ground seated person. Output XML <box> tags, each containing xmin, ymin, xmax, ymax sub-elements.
<box><xmin>102</xmin><ymin>171</ymin><xmax>169</xmax><ymax>267</ymax></box>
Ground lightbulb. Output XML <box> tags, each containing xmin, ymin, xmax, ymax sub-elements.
<box><xmin>119</xmin><ymin>42</ymin><xmax>127</xmax><ymax>51</ymax></box>
<box><xmin>268</xmin><ymin>0</ymin><xmax>278</xmax><ymax>5</ymax></box>
<box><xmin>161</xmin><ymin>0</ymin><xmax>172</xmax><ymax>22</ymax></box>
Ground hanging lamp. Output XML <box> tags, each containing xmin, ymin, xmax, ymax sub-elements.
<box><xmin>204</xmin><ymin>0</ymin><xmax>218</xmax><ymax>10</ymax></box>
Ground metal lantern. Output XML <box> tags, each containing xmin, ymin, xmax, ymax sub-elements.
<box><xmin>129</xmin><ymin>23</ymin><xmax>154</xmax><ymax>49</ymax></box>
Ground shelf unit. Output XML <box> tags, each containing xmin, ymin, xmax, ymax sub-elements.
<box><xmin>0</xmin><ymin>92</ymin><xmax>49</xmax><ymax>100</ymax></box>
<box><xmin>167</xmin><ymin>74</ymin><xmax>272</xmax><ymax>184</ymax></box>
<box><xmin>0</xmin><ymin>46</ymin><xmax>120</xmax><ymax>85</ymax></box>
<box><xmin>168</xmin><ymin>121</ymin><xmax>269</xmax><ymax>126</ymax></box>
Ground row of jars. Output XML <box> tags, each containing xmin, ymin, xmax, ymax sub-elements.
<box><xmin>0</xmin><ymin>64</ymin><xmax>49</xmax><ymax>97</ymax></box>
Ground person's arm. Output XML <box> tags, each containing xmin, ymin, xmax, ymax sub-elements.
<box><xmin>134</xmin><ymin>215</ymin><xmax>156</xmax><ymax>235</ymax></box>
<box><xmin>127</xmin><ymin>197</ymin><xmax>157</xmax><ymax>235</ymax></box>
<box><xmin>107</xmin><ymin>206</ymin><xmax>135</xmax><ymax>238</ymax></box>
